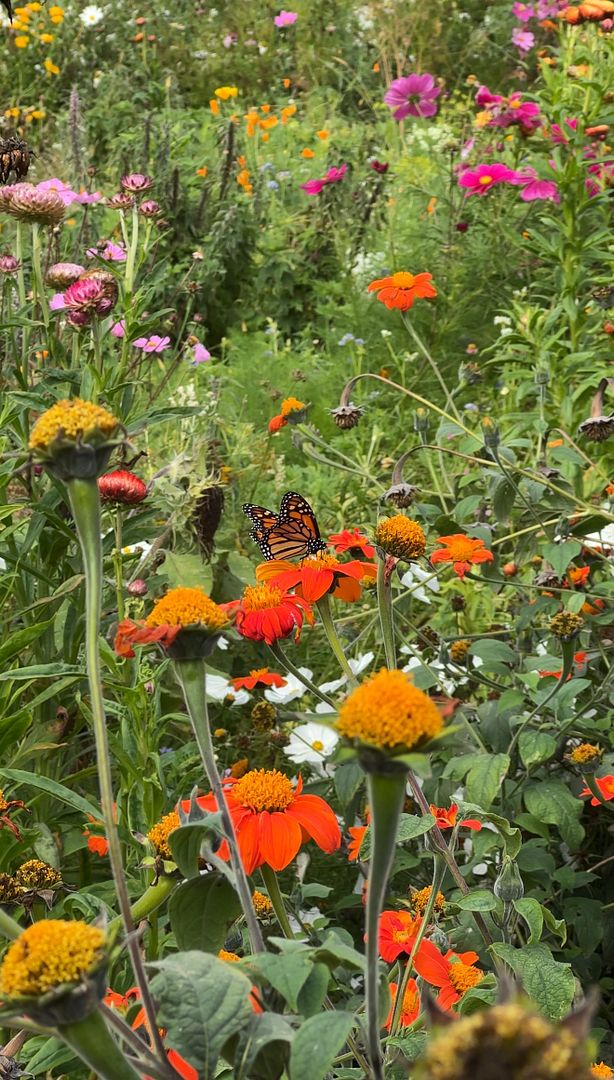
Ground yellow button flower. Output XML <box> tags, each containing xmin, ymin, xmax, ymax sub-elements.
<box><xmin>215</xmin><ymin>86</ymin><xmax>238</xmax><ymax>100</ymax></box>
<box><xmin>336</xmin><ymin>668</ymin><xmax>443</xmax><ymax>752</ymax></box>
<box><xmin>0</xmin><ymin>920</ymin><xmax>105</xmax><ymax>998</ymax></box>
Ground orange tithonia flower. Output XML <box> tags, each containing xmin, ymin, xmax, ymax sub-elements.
<box><xmin>189</xmin><ymin>769</ymin><xmax>341</xmax><ymax>874</ymax></box>
<box><xmin>384</xmin><ymin>978</ymin><xmax>420</xmax><ymax>1030</ymax></box>
<box><xmin>378</xmin><ymin>909</ymin><xmax>422</xmax><ymax>962</ymax></box>
<box><xmin>268</xmin><ymin>414</ymin><xmax>288</xmax><ymax>433</ymax></box>
<box><xmin>347</xmin><ymin>822</ymin><xmax>368</xmax><ymax>861</ymax></box>
<box><xmin>430</xmin><ymin>533</ymin><xmax>494</xmax><ymax>579</ymax></box>
<box><xmin>230</xmin><ymin>668</ymin><xmax>287</xmax><ymax>691</ymax></box>
<box><xmin>367</xmin><ymin>271</ymin><xmax>437</xmax><ymax>312</ymax></box>
<box><xmin>114</xmin><ymin>587</ymin><xmax>228</xmax><ymax>658</ymax></box>
<box><xmin>375</xmin><ymin>516</ymin><xmax>426</xmax><ymax>561</ymax></box>
<box><xmin>580</xmin><ymin>775</ymin><xmax>614</xmax><ymax>805</ymax></box>
<box><xmin>224</xmin><ymin>584</ymin><xmax>313</xmax><ymax>645</ymax></box>
<box><xmin>147</xmin><ymin>811</ymin><xmax>180</xmax><ymax>860</ymax></box>
<box><xmin>430</xmin><ymin>803</ymin><xmax>482</xmax><ymax>831</ymax></box>
<box><xmin>336</xmin><ymin>668</ymin><xmax>443</xmax><ymax>752</ymax></box>
<box><xmin>328</xmin><ymin>528</ymin><xmax>375</xmax><ymax>559</ymax></box>
<box><xmin>413</xmin><ymin>939</ymin><xmax>483</xmax><ymax>1010</ymax></box>
<box><xmin>257</xmin><ymin>551</ymin><xmax>377</xmax><ymax>603</ymax></box>
<box><xmin>592</xmin><ymin>1064</ymin><xmax>614</xmax><ymax>1078</ymax></box>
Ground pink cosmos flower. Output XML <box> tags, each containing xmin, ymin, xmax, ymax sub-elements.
<box><xmin>512</xmin><ymin>2</ymin><xmax>536</xmax><ymax>20</ymax></box>
<box><xmin>550</xmin><ymin>118</ymin><xmax>578</xmax><ymax>145</ymax></box>
<box><xmin>87</xmin><ymin>240</ymin><xmax>126</xmax><ymax>262</ymax></box>
<box><xmin>475</xmin><ymin>86</ymin><xmax>504</xmax><ymax>108</ymax></box>
<box><xmin>274</xmin><ymin>10</ymin><xmax>297</xmax><ymax>26</ymax></box>
<box><xmin>74</xmin><ymin>189</ymin><xmax>102</xmax><ymax>204</ymax></box>
<box><xmin>478</xmin><ymin>89</ymin><xmax>541</xmax><ymax>132</ymax></box>
<box><xmin>516</xmin><ymin>168</ymin><xmax>560</xmax><ymax>201</ymax></box>
<box><xmin>36</xmin><ymin>178</ymin><xmax>79</xmax><ymax>206</ymax></box>
<box><xmin>459</xmin><ymin>163</ymin><xmax>519</xmax><ymax>196</ymax></box>
<box><xmin>191</xmin><ymin>341</ymin><xmax>211</xmax><ymax>363</ymax></box>
<box><xmin>512</xmin><ymin>27</ymin><xmax>535</xmax><ymax>52</ymax></box>
<box><xmin>110</xmin><ymin>319</ymin><xmax>126</xmax><ymax>338</ymax></box>
<box><xmin>49</xmin><ymin>293</ymin><xmax>66</xmax><ymax>311</ymax></box>
<box><xmin>300</xmin><ymin>163</ymin><xmax>348</xmax><ymax>196</ymax></box>
<box><xmin>133</xmin><ymin>334</ymin><xmax>171</xmax><ymax>353</ymax></box>
<box><xmin>384</xmin><ymin>73</ymin><xmax>441</xmax><ymax>121</ymax></box>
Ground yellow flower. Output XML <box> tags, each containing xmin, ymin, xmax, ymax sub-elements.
<box><xmin>592</xmin><ymin>1065</ymin><xmax>614</xmax><ymax>1079</ymax></box>
<box><xmin>549</xmin><ymin>611</ymin><xmax>583</xmax><ymax>641</ymax></box>
<box><xmin>5</xmin><ymin>107</ymin><xmax>21</xmax><ymax>118</ymax></box>
<box><xmin>0</xmin><ymin>920</ymin><xmax>105</xmax><ymax>997</ymax></box>
<box><xmin>43</xmin><ymin>57</ymin><xmax>60</xmax><ymax>75</ymax></box>
<box><xmin>49</xmin><ymin>4</ymin><xmax>64</xmax><ymax>21</ymax></box>
<box><xmin>449</xmin><ymin>639</ymin><xmax>470</xmax><ymax>663</ymax></box>
<box><xmin>410</xmin><ymin>885</ymin><xmax>445</xmax><ymax>915</ymax></box>
<box><xmin>568</xmin><ymin>742</ymin><xmax>602</xmax><ymax>766</ymax></box>
<box><xmin>252</xmin><ymin>890</ymin><xmax>274</xmax><ymax>918</ymax></box>
<box><xmin>147</xmin><ymin>811</ymin><xmax>180</xmax><ymax>860</ymax></box>
<box><xmin>14</xmin><ymin>859</ymin><xmax>61</xmax><ymax>891</ymax></box>
<box><xmin>374</xmin><ymin>515</ymin><xmax>427</xmax><ymax>561</ymax></box>
<box><xmin>219</xmin><ymin>949</ymin><xmax>241</xmax><ymax>962</ymax></box>
<box><xmin>31</xmin><ymin>108</ymin><xmax>46</xmax><ymax>119</ymax></box>
<box><xmin>215</xmin><ymin>86</ymin><xmax>238</xmax><ymax>100</ymax></box>
<box><xmin>29</xmin><ymin>398</ymin><xmax>119</xmax><ymax>452</ymax></box>
<box><xmin>260</xmin><ymin>115</ymin><xmax>278</xmax><ymax>130</ymax></box>
<box><xmin>336</xmin><ymin>668</ymin><xmax>443</xmax><ymax>752</ymax></box>
<box><xmin>14</xmin><ymin>35</ymin><xmax>29</xmax><ymax>47</ymax></box>
<box><xmin>145</xmin><ymin>586</ymin><xmax>228</xmax><ymax>633</ymax></box>
<box><xmin>28</xmin><ymin>2</ymin><xmax>43</xmax><ymax>9</ymax></box>
<box><xmin>280</xmin><ymin>396</ymin><xmax>306</xmax><ymax>417</ymax></box>
<box><xmin>39</xmin><ymin>32</ymin><xmax>54</xmax><ymax>42</ymax></box>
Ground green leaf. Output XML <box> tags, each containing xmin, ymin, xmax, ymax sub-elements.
<box><xmin>169</xmin><ymin>872</ymin><xmax>241</xmax><ymax>953</ymax></box>
<box><xmin>523</xmin><ymin>780</ymin><xmax>584</xmax><ymax>849</ymax></box>
<box><xmin>492</xmin><ymin>478</ymin><xmax>516</xmax><ymax>523</ymax></box>
<box><xmin>233</xmin><ymin>1014</ymin><xmax>294</xmax><ymax>1080</ymax></box>
<box><xmin>0</xmin><ymin>768</ymin><xmax>100</xmax><ymax>819</ymax></box>
<box><xmin>246</xmin><ymin>952</ymin><xmax>315</xmax><ymax>1011</ymax></box>
<box><xmin>490</xmin><ymin>943</ymin><xmax>575</xmax><ymax>1021</ymax></box>
<box><xmin>541</xmin><ymin>540</ymin><xmax>582</xmax><ymax>578</ymax></box>
<box><xmin>455</xmin><ymin>802</ymin><xmax>521</xmax><ymax>858</ymax></box>
<box><xmin>149</xmin><ymin>952</ymin><xmax>253</xmax><ymax>1078</ymax></box>
<box><xmin>456</xmin><ymin>890</ymin><xmax>497</xmax><ymax>912</ymax></box>
<box><xmin>513</xmin><ymin>897</ymin><xmax>543</xmax><ymax>944</ymax></box>
<box><xmin>542</xmin><ymin>907</ymin><xmax>567</xmax><ymax>945</ymax></box>
<box><xmin>296</xmin><ymin>962</ymin><xmax>330</xmax><ymax>1017</ymax></box>
<box><xmin>314</xmin><ymin>933</ymin><xmax>366</xmax><ymax>973</ymax></box>
<box><xmin>168</xmin><ymin>815</ymin><xmax>224</xmax><ymax>879</ymax></box>
<box><xmin>518</xmin><ymin>731</ymin><xmax>557</xmax><ymax>767</ymax></box>
<box><xmin>289</xmin><ymin>1011</ymin><xmax>355</xmax><ymax>1080</ymax></box>
<box><xmin>465</xmin><ymin>754</ymin><xmax>510</xmax><ymax>809</ymax></box>
<box><xmin>0</xmin><ymin>621</ymin><xmax>53</xmax><ymax>667</ymax></box>
<box><xmin>0</xmin><ymin>663</ymin><xmax>83</xmax><ymax>682</ymax></box>
<box><xmin>385</xmin><ymin>1031</ymin><xmax>427</xmax><ymax>1063</ymax></box>
<box><xmin>359</xmin><ymin>812</ymin><xmax>434</xmax><ymax>861</ymax></box>
<box><xmin>160</xmin><ymin>550</ymin><xmax>213</xmax><ymax>592</ymax></box>
<box><xmin>469</xmin><ymin>640</ymin><xmax>517</xmax><ymax>667</ymax></box>
<box><xmin>334</xmin><ymin>760</ymin><xmax>364</xmax><ymax>806</ymax></box>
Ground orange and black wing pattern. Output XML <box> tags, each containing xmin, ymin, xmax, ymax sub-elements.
<box><xmin>243</xmin><ymin>491</ymin><xmax>326</xmax><ymax>561</ymax></box>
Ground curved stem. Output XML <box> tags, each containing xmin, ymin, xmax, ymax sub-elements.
<box><xmin>66</xmin><ymin>478</ymin><xmax>167</xmax><ymax>1067</ymax></box>
<box><xmin>59</xmin><ymin>1008</ymin><xmax>141</xmax><ymax>1080</ymax></box>
<box><xmin>260</xmin><ymin>864</ymin><xmax>294</xmax><ymax>938</ymax></box>
<box><xmin>0</xmin><ymin>908</ymin><xmax>22</xmax><ymax>941</ymax></box>
<box><xmin>376</xmin><ymin>557</ymin><xmax>396</xmax><ymax>670</ymax></box>
<box><xmin>401</xmin><ymin>314</ymin><xmax>463</xmax><ymax>423</ymax></box>
<box><xmin>267</xmin><ymin>641</ymin><xmax>337</xmax><ymax>707</ymax></box>
<box><xmin>316</xmin><ymin>593</ymin><xmax>357</xmax><ymax>685</ymax></box>
<box><xmin>108</xmin><ymin>874</ymin><xmax>177</xmax><ymax>934</ymax></box>
<box><xmin>172</xmin><ymin>659</ymin><xmax>264</xmax><ymax>954</ymax></box>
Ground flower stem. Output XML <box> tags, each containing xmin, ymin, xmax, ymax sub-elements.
<box><xmin>387</xmin><ymin>854</ymin><xmax>445</xmax><ymax>1038</ymax></box>
<box><xmin>376</xmin><ymin>556</ymin><xmax>396</xmax><ymax>669</ymax></box>
<box><xmin>59</xmin><ymin>1009</ymin><xmax>141</xmax><ymax>1080</ymax></box>
<box><xmin>108</xmin><ymin>873</ymin><xmax>177</xmax><ymax>934</ymax></box>
<box><xmin>507</xmin><ymin>639</ymin><xmax>575</xmax><ymax>758</ymax></box>
<box><xmin>316</xmin><ymin>593</ymin><xmax>357</xmax><ymax>685</ymax></box>
<box><xmin>30</xmin><ymin>223</ymin><xmax>49</xmax><ymax>332</ymax></box>
<box><xmin>364</xmin><ymin>769</ymin><xmax>407</xmax><ymax>1080</ymax></box>
<box><xmin>172</xmin><ymin>659</ymin><xmax>265</xmax><ymax>953</ymax></box>
<box><xmin>267</xmin><ymin>641</ymin><xmax>336</xmax><ymax>707</ymax></box>
<box><xmin>66</xmin><ymin>478</ymin><xmax>167</xmax><ymax>1066</ymax></box>
<box><xmin>113</xmin><ymin>511</ymin><xmax>125</xmax><ymax>623</ymax></box>
<box><xmin>401</xmin><ymin>315</ymin><xmax>463</xmax><ymax>423</ymax></box>
<box><xmin>0</xmin><ymin>907</ymin><xmax>22</xmax><ymax>941</ymax></box>
<box><xmin>260</xmin><ymin>864</ymin><xmax>294</xmax><ymax>938</ymax></box>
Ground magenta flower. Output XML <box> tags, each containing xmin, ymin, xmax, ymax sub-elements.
<box><xmin>274</xmin><ymin>9</ymin><xmax>297</xmax><ymax>26</ymax></box>
<box><xmin>459</xmin><ymin>163</ymin><xmax>520</xmax><ymax>196</ymax></box>
<box><xmin>512</xmin><ymin>27</ymin><xmax>535</xmax><ymax>52</ymax></box>
<box><xmin>512</xmin><ymin>2</ymin><xmax>536</xmax><ymax>20</ymax></box>
<box><xmin>49</xmin><ymin>293</ymin><xmax>66</xmax><ymax>311</ymax></box>
<box><xmin>370</xmin><ymin>160</ymin><xmax>389</xmax><ymax>174</ymax></box>
<box><xmin>479</xmin><ymin>90</ymin><xmax>541</xmax><ymax>132</ymax></box>
<box><xmin>133</xmin><ymin>334</ymin><xmax>171</xmax><ymax>353</ymax></box>
<box><xmin>139</xmin><ymin>200</ymin><xmax>161</xmax><ymax>217</ymax></box>
<box><xmin>63</xmin><ymin>276</ymin><xmax>116</xmax><ymax>327</ymax></box>
<box><xmin>74</xmin><ymin>189</ymin><xmax>102</xmax><ymax>204</ymax></box>
<box><xmin>551</xmin><ymin>118</ymin><xmax>578</xmax><ymax>145</ymax></box>
<box><xmin>191</xmin><ymin>341</ymin><xmax>211</xmax><ymax>363</ymax></box>
<box><xmin>300</xmin><ymin>163</ymin><xmax>348</xmax><ymax>196</ymax></box>
<box><xmin>87</xmin><ymin>240</ymin><xmax>126</xmax><ymax>262</ymax></box>
<box><xmin>36</xmin><ymin>178</ymin><xmax>79</xmax><ymax>206</ymax></box>
<box><xmin>110</xmin><ymin>319</ymin><xmax>126</xmax><ymax>338</ymax></box>
<box><xmin>475</xmin><ymin>85</ymin><xmax>503</xmax><ymax>108</ymax></box>
<box><xmin>0</xmin><ymin>254</ymin><xmax>21</xmax><ymax>274</ymax></box>
<box><xmin>384</xmin><ymin>73</ymin><xmax>441</xmax><ymax>120</ymax></box>
<box><xmin>516</xmin><ymin>168</ymin><xmax>560</xmax><ymax>202</ymax></box>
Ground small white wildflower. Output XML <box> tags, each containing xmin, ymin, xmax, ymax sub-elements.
<box><xmin>80</xmin><ymin>5</ymin><xmax>105</xmax><ymax>26</ymax></box>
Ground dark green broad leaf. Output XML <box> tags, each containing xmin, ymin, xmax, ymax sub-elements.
<box><xmin>359</xmin><ymin>813</ymin><xmax>434</xmax><ymax>861</ymax></box>
<box><xmin>169</xmin><ymin>872</ymin><xmax>242</xmax><ymax>953</ymax></box>
<box><xmin>289</xmin><ymin>1011</ymin><xmax>355</xmax><ymax>1080</ymax></box>
<box><xmin>168</xmin><ymin>814</ymin><xmax>225</xmax><ymax>878</ymax></box>
<box><xmin>455</xmin><ymin>802</ymin><xmax>521</xmax><ymax>857</ymax></box>
<box><xmin>233</xmin><ymin>1013</ymin><xmax>294</xmax><ymax>1080</ymax></box>
<box><xmin>334</xmin><ymin>760</ymin><xmax>364</xmax><ymax>806</ymax></box>
<box><xmin>296</xmin><ymin>962</ymin><xmax>330</xmax><ymax>1017</ymax></box>
<box><xmin>464</xmin><ymin>754</ymin><xmax>510</xmax><ymax>809</ymax></box>
<box><xmin>0</xmin><ymin>768</ymin><xmax>100</xmax><ymax>819</ymax></box>
<box><xmin>456</xmin><ymin>890</ymin><xmax>497</xmax><ymax>912</ymax></box>
<box><xmin>518</xmin><ymin>731</ymin><xmax>557</xmax><ymax>767</ymax></box>
<box><xmin>541</xmin><ymin>540</ymin><xmax>582</xmax><ymax>578</ymax></box>
<box><xmin>469</xmin><ymin>639</ymin><xmax>517</xmax><ymax>668</ymax></box>
<box><xmin>21</xmin><ymin>1036</ymin><xmax>78</xmax><ymax>1076</ymax></box>
<box><xmin>314</xmin><ymin>932</ymin><xmax>366</xmax><ymax>972</ymax></box>
<box><xmin>160</xmin><ymin>550</ymin><xmax>213</xmax><ymax>592</ymax></box>
<box><xmin>513</xmin><ymin>897</ymin><xmax>543</xmax><ymax>944</ymax></box>
<box><xmin>492</xmin><ymin>477</ymin><xmax>516</xmax><ymax>523</ymax></box>
<box><xmin>523</xmin><ymin>780</ymin><xmax>584</xmax><ymax>849</ymax></box>
<box><xmin>490</xmin><ymin>943</ymin><xmax>575</xmax><ymax>1021</ymax></box>
<box><xmin>246</xmin><ymin>952</ymin><xmax>315</xmax><ymax>1011</ymax></box>
<box><xmin>386</xmin><ymin>1031</ymin><xmax>427</xmax><ymax>1063</ymax></box>
<box><xmin>149</xmin><ymin>952</ymin><xmax>253</xmax><ymax>1078</ymax></box>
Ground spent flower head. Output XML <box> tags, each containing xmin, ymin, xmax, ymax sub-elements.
<box><xmin>549</xmin><ymin>611</ymin><xmax>584</xmax><ymax>641</ymax></box>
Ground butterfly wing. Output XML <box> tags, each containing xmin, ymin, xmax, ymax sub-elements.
<box><xmin>242</xmin><ymin>503</ymin><xmax>280</xmax><ymax>549</ymax></box>
<box><xmin>243</xmin><ymin>492</ymin><xmax>326</xmax><ymax>561</ymax></box>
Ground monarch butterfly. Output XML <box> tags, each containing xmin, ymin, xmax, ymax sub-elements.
<box><xmin>243</xmin><ymin>491</ymin><xmax>327</xmax><ymax>562</ymax></box>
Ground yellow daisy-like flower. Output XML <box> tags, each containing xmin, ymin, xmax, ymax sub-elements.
<box><xmin>568</xmin><ymin>742</ymin><xmax>602</xmax><ymax>767</ymax></box>
<box><xmin>147</xmin><ymin>811</ymin><xmax>180</xmax><ymax>860</ymax></box>
<box><xmin>146</xmin><ymin>587</ymin><xmax>228</xmax><ymax>633</ymax></box>
<box><xmin>14</xmin><ymin>35</ymin><xmax>29</xmax><ymax>47</ymax></box>
<box><xmin>215</xmin><ymin>86</ymin><xmax>238</xmax><ymax>100</ymax></box>
<box><xmin>252</xmin><ymin>890</ymin><xmax>274</xmax><ymax>919</ymax></box>
<box><xmin>336</xmin><ymin>668</ymin><xmax>442</xmax><ymax>752</ymax></box>
<box><xmin>375</xmin><ymin>515</ymin><xmax>426</xmax><ymax>561</ymax></box>
<box><xmin>29</xmin><ymin>398</ymin><xmax>119</xmax><ymax>452</ymax></box>
<box><xmin>0</xmin><ymin>920</ymin><xmax>105</xmax><ymax>998</ymax></box>
<box><xmin>43</xmin><ymin>57</ymin><xmax>60</xmax><ymax>75</ymax></box>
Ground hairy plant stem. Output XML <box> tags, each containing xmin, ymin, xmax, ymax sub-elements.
<box><xmin>172</xmin><ymin>659</ymin><xmax>264</xmax><ymax>954</ymax></box>
<box><xmin>67</xmin><ymin>478</ymin><xmax>168</xmax><ymax>1069</ymax></box>
<box><xmin>401</xmin><ymin>314</ymin><xmax>463</xmax><ymax>424</ymax></box>
<box><xmin>113</xmin><ymin>511</ymin><xmax>125</xmax><ymax>623</ymax></box>
<box><xmin>108</xmin><ymin>874</ymin><xmax>177</xmax><ymax>934</ymax></box>
<box><xmin>268</xmin><ymin>640</ymin><xmax>336</xmax><ymax>707</ymax></box>
<box><xmin>376</xmin><ymin>557</ymin><xmax>396</xmax><ymax>669</ymax></box>
<box><xmin>59</xmin><ymin>1010</ymin><xmax>141</xmax><ymax>1080</ymax></box>
<box><xmin>316</xmin><ymin>593</ymin><xmax>357</xmax><ymax>685</ymax></box>
<box><xmin>260</xmin><ymin>864</ymin><xmax>294</xmax><ymax>938</ymax></box>
<box><xmin>364</xmin><ymin>769</ymin><xmax>407</xmax><ymax>1080</ymax></box>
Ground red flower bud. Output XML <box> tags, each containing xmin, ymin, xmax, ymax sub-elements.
<box><xmin>98</xmin><ymin>469</ymin><xmax>147</xmax><ymax>505</ymax></box>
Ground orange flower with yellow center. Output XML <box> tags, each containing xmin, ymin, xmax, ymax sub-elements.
<box><xmin>384</xmin><ymin>978</ymin><xmax>420</xmax><ymax>1030</ymax></box>
<box><xmin>336</xmin><ymin>668</ymin><xmax>443</xmax><ymax>752</ymax></box>
<box><xmin>147</xmin><ymin>811</ymin><xmax>180</xmax><ymax>860</ymax></box>
<box><xmin>224</xmin><ymin>583</ymin><xmax>313</xmax><ymax>645</ymax></box>
<box><xmin>430</xmin><ymin>533</ymin><xmax>494</xmax><ymax>579</ymax></box>
<box><xmin>230</xmin><ymin>668</ymin><xmax>287</xmax><ymax>691</ymax></box>
<box><xmin>378</xmin><ymin>909</ymin><xmax>422</xmax><ymax>962</ymax></box>
<box><xmin>367</xmin><ymin>270</ymin><xmax>437</xmax><ymax>312</ymax></box>
<box><xmin>414</xmin><ymin>939</ymin><xmax>483</xmax><ymax>1010</ymax></box>
<box><xmin>375</xmin><ymin>515</ymin><xmax>426</xmax><ymax>561</ymax></box>
<box><xmin>257</xmin><ymin>551</ymin><xmax>377</xmax><ymax>603</ymax></box>
<box><xmin>189</xmin><ymin>768</ymin><xmax>341</xmax><ymax>874</ymax></box>
<box><xmin>114</xmin><ymin>587</ymin><xmax>228</xmax><ymax>658</ymax></box>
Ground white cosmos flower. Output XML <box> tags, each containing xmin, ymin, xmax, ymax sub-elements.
<box><xmin>319</xmin><ymin>652</ymin><xmax>374</xmax><ymax>695</ymax></box>
<box><xmin>284</xmin><ymin>722</ymin><xmax>339</xmax><ymax>767</ymax></box>
<box><xmin>204</xmin><ymin>674</ymin><xmax>249</xmax><ymax>706</ymax></box>
<box><xmin>80</xmin><ymin>5</ymin><xmax>105</xmax><ymax>26</ymax></box>
<box><xmin>582</xmin><ymin>522</ymin><xmax>614</xmax><ymax>556</ymax></box>
<box><xmin>264</xmin><ymin>669</ymin><xmax>312</xmax><ymax>704</ymax></box>
<box><xmin>400</xmin><ymin>564</ymin><xmax>440</xmax><ymax>604</ymax></box>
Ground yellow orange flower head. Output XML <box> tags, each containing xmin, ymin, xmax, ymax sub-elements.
<box><xmin>14</xmin><ymin>35</ymin><xmax>29</xmax><ymax>47</ymax></box>
<box><xmin>375</xmin><ymin>515</ymin><xmax>426</xmax><ymax>561</ymax></box>
<box><xmin>0</xmin><ymin>920</ymin><xmax>105</xmax><ymax>998</ymax></box>
<box><xmin>29</xmin><ymin>398</ymin><xmax>119</xmax><ymax>452</ymax></box>
<box><xmin>252</xmin><ymin>890</ymin><xmax>274</xmax><ymax>918</ymax></box>
<box><xmin>219</xmin><ymin>949</ymin><xmax>241</xmax><ymax>962</ymax></box>
<box><xmin>416</xmin><ymin>1001</ymin><xmax>594</xmax><ymax>1080</ymax></box>
<box><xmin>410</xmin><ymin>885</ymin><xmax>446</xmax><ymax>916</ymax></box>
<box><xmin>233</xmin><ymin>768</ymin><xmax>294</xmax><ymax>813</ymax></box>
<box><xmin>549</xmin><ymin>611</ymin><xmax>583</xmax><ymax>641</ymax></box>
<box><xmin>147</xmin><ymin>811</ymin><xmax>180</xmax><ymax>859</ymax></box>
<box><xmin>568</xmin><ymin>742</ymin><xmax>602</xmax><ymax>766</ymax></box>
<box><xmin>336</xmin><ymin>668</ymin><xmax>442</xmax><ymax>752</ymax></box>
<box><xmin>215</xmin><ymin>86</ymin><xmax>238</xmax><ymax>100</ymax></box>
<box><xmin>43</xmin><ymin>57</ymin><xmax>60</xmax><ymax>75</ymax></box>
<box><xmin>592</xmin><ymin>1065</ymin><xmax>614</xmax><ymax>1079</ymax></box>
<box><xmin>145</xmin><ymin>587</ymin><xmax>228</xmax><ymax>633</ymax></box>
<box><xmin>280</xmin><ymin>396</ymin><xmax>306</xmax><ymax>417</ymax></box>
<box><xmin>14</xmin><ymin>859</ymin><xmax>61</xmax><ymax>891</ymax></box>
<box><xmin>450</xmin><ymin>639</ymin><xmax>471</xmax><ymax>663</ymax></box>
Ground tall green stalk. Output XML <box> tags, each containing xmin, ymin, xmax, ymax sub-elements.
<box><xmin>316</xmin><ymin>593</ymin><xmax>357</xmax><ymax>685</ymax></box>
<box><xmin>376</xmin><ymin>557</ymin><xmax>396</xmax><ymax>669</ymax></box>
<box><xmin>60</xmin><ymin>1010</ymin><xmax>141</xmax><ymax>1080</ymax></box>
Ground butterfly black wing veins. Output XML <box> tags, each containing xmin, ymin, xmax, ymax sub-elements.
<box><xmin>243</xmin><ymin>491</ymin><xmax>327</xmax><ymax>561</ymax></box>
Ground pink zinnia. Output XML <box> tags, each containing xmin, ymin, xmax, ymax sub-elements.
<box><xmin>459</xmin><ymin>163</ymin><xmax>519</xmax><ymax>196</ymax></box>
<box><xmin>133</xmin><ymin>334</ymin><xmax>171</xmax><ymax>353</ymax></box>
<box><xmin>274</xmin><ymin>10</ymin><xmax>297</xmax><ymax>26</ymax></box>
<box><xmin>384</xmin><ymin>73</ymin><xmax>441</xmax><ymax>121</ymax></box>
<box><xmin>300</xmin><ymin>163</ymin><xmax>348</xmax><ymax>196</ymax></box>
<box><xmin>551</xmin><ymin>118</ymin><xmax>578</xmax><ymax>145</ymax></box>
<box><xmin>516</xmin><ymin>168</ymin><xmax>560</xmax><ymax>202</ymax></box>
<box><xmin>512</xmin><ymin>27</ymin><xmax>535</xmax><ymax>52</ymax></box>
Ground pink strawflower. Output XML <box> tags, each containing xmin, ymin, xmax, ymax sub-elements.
<box><xmin>459</xmin><ymin>163</ymin><xmax>520</xmax><ymax>196</ymax></box>
<box><xmin>516</xmin><ymin>168</ymin><xmax>560</xmax><ymax>201</ymax></box>
<box><xmin>121</xmin><ymin>173</ymin><xmax>153</xmax><ymax>193</ymax></box>
<box><xmin>512</xmin><ymin>27</ymin><xmax>535</xmax><ymax>52</ymax></box>
<box><xmin>110</xmin><ymin>319</ymin><xmax>126</xmax><ymax>338</ymax></box>
<box><xmin>36</xmin><ymin>178</ymin><xmax>79</xmax><ymax>206</ymax></box>
<box><xmin>512</xmin><ymin>2</ymin><xmax>536</xmax><ymax>20</ymax></box>
<box><xmin>274</xmin><ymin>10</ymin><xmax>297</xmax><ymax>26</ymax></box>
<box><xmin>384</xmin><ymin>73</ymin><xmax>441</xmax><ymax>120</ymax></box>
<box><xmin>191</xmin><ymin>341</ymin><xmax>211</xmax><ymax>363</ymax></box>
<box><xmin>0</xmin><ymin>254</ymin><xmax>20</xmax><ymax>273</ymax></box>
<box><xmin>139</xmin><ymin>199</ymin><xmax>161</xmax><ymax>217</ymax></box>
<box><xmin>133</xmin><ymin>334</ymin><xmax>171</xmax><ymax>353</ymax></box>
<box><xmin>87</xmin><ymin>240</ymin><xmax>127</xmax><ymax>262</ymax></box>
<box><xmin>551</xmin><ymin>118</ymin><xmax>578</xmax><ymax>145</ymax></box>
<box><xmin>301</xmin><ymin>163</ymin><xmax>348</xmax><ymax>196</ymax></box>
<box><xmin>63</xmin><ymin>276</ymin><xmax>116</xmax><ymax>327</ymax></box>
